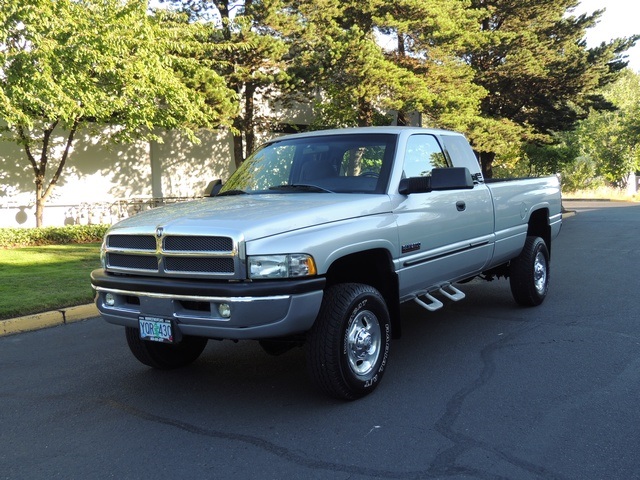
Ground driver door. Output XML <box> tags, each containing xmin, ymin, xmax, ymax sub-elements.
<box><xmin>395</xmin><ymin>134</ymin><xmax>494</xmax><ymax>297</ymax></box>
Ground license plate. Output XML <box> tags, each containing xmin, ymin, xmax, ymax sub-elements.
<box><xmin>139</xmin><ymin>316</ymin><xmax>174</xmax><ymax>343</ymax></box>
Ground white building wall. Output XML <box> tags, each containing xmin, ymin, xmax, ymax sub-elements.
<box><xmin>0</xmin><ymin>124</ymin><xmax>235</xmax><ymax>228</ymax></box>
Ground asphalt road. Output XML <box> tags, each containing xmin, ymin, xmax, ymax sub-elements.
<box><xmin>1</xmin><ymin>200</ymin><xmax>639</xmax><ymax>480</ymax></box>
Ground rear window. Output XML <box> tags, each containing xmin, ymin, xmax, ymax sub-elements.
<box><xmin>440</xmin><ymin>134</ymin><xmax>482</xmax><ymax>180</ymax></box>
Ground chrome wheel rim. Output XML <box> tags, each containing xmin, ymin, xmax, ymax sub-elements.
<box><xmin>533</xmin><ymin>251</ymin><xmax>547</xmax><ymax>294</ymax></box>
<box><xmin>346</xmin><ymin>310</ymin><xmax>381</xmax><ymax>377</ymax></box>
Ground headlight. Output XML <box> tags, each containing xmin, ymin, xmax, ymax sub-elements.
<box><xmin>248</xmin><ymin>254</ymin><xmax>317</xmax><ymax>279</ymax></box>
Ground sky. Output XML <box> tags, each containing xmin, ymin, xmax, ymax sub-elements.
<box><xmin>573</xmin><ymin>0</ymin><xmax>640</xmax><ymax>71</ymax></box>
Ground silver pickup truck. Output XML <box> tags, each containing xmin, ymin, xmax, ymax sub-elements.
<box><xmin>91</xmin><ymin>127</ymin><xmax>562</xmax><ymax>400</ymax></box>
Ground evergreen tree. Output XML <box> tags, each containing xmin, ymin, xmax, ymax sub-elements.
<box><xmin>378</xmin><ymin>0</ymin><xmax>485</xmax><ymax>131</ymax></box>
<box><xmin>466</xmin><ymin>0</ymin><xmax>638</xmax><ymax>178</ymax></box>
<box><xmin>159</xmin><ymin>0</ymin><xmax>295</xmax><ymax>166</ymax></box>
<box><xmin>285</xmin><ymin>0</ymin><xmax>486</xmax><ymax>131</ymax></box>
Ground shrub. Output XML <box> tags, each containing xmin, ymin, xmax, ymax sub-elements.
<box><xmin>560</xmin><ymin>155</ymin><xmax>605</xmax><ymax>193</ymax></box>
<box><xmin>0</xmin><ymin>224</ymin><xmax>109</xmax><ymax>248</ymax></box>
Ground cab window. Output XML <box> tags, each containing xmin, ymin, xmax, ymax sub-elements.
<box><xmin>403</xmin><ymin>135</ymin><xmax>448</xmax><ymax>178</ymax></box>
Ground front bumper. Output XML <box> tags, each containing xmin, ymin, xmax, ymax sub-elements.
<box><xmin>90</xmin><ymin>270</ymin><xmax>325</xmax><ymax>340</ymax></box>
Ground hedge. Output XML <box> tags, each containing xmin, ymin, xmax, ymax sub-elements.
<box><xmin>0</xmin><ymin>224</ymin><xmax>110</xmax><ymax>248</ymax></box>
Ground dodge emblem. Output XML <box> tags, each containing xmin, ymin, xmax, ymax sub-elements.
<box><xmin>156</xmin><ymin>227</ymin><xmax>164</xmax><ymax>238</ymax></box>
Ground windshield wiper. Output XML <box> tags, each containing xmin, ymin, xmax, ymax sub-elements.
<box><xmin>268</xmin><ymin>184</ymin><xmax>333</xmax><ymax>193</ymax></box>
<box><xmin>217</xmin><ymin>189</ymin><xmax>247</xmax><ymax>196</ymax></box>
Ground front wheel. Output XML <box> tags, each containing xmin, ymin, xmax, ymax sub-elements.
<box><xmin>306</xmin><ymin>283</ymin><xmax>391</xmax><ymax>400</ymax></box>
<box><xmin>125</xmin><ymin>327</ymin><xmax>208</xmax><ymax>369</ymax></box>
<box><xmin>509</xmin><ymin>236</ymin><xmax>550</xmax><ymax>306</ymax></box>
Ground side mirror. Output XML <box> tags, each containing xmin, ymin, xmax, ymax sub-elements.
<box><xmin>430</xmin><ymin>167</ymin><xmax>474</xmax><ymax>191</ymax></box>
<box><xmin>399</xmin><ymin>167</ymin><xmax>474</xmax><ymax>195</ymax></box>
<box><xmin>204</xmin><ymin>179</ymin><xmax>223</xmax><ymax>197</ymax></box>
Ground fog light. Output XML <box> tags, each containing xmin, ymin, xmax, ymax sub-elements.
<box><xmin>105</xmin><ymin>293</ymin><xmax>116</xmax><ymax>306</ymax></box>
<box><xmin>218</xmin><ymin>303</ymin><xmax>231</xmax><ymax>318</ymax></box>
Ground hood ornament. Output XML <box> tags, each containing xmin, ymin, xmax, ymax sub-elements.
<box><xmin>156</xmin><ymin>227</ymin><xmax>164</xmax><ymax>238</ymax></box>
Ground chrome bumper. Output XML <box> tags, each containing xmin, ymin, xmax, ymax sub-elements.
<box><xmin>91</xmin><ymin>270</ymin><xmax>325</xmax><ymax>340</ymax></box>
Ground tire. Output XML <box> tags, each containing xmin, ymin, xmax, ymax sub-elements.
<box><xmin>509</xmin><ymin>236</ymin><xmax>550</xmax><ymax>307</ymax></box>
<box><xmin>306</xmin><ymin>283</ymin><xmax>391</xmax><ymax>400</ymax></box>
<box><xmin>125</xmin><ymin>327</ymin><xmax>208</xmax><ymax>370</ymax></box>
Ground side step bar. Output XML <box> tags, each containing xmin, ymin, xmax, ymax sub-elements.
<box><xmin>413</xmin><ymin>284</ymin><xmax>466</xmax><ymax>312</ymax></box>
<box><xmin>438</xmin><ymin>284</ymin><xmax>466</xmax><ymax>301</ymax></box>
<box><xmin>414</xmin><ymin>293</ymin><xmax>444</xmax><ymax>312</ymax></box>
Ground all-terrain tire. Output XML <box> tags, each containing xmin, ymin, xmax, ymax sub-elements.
<box><xmin>509</xmin><ymin>236</ymin><xmax>550</xmax><ymax>307</ymax></box>
<box><xmin>306</xmin><ymin>283</ymin><xmax>391</xmax><ymax>400</ymax></box>
<box><xmin>125</xmin><ymin>327</ymin><xmax>208</xmax><ymax>369</ymax></box>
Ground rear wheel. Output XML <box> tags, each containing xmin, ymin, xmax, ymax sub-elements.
<box><xmin>509</xmin><ymin>236</ymin><xmax>550</xmax><ymax>306</ymax></box>
<box><xmin>125</xmin><ymin>327</ymin><xmax>208</xmax><ymax>369</ymax></box>
<box><xmin>306</xmin><ymin>283</ymin><xmax>391</xmax><ymax>400</ymax></box>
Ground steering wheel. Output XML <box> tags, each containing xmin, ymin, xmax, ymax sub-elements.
<box><xmin>359</xmin><ymin>171</ymin><xmax>379</xmax><ymax>178</ymax></box>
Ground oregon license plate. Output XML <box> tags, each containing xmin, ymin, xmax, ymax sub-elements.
<box><xmin>139</xmin><ymin>316</ymin><xmax>174</xmax><ymax>343</ymax></box>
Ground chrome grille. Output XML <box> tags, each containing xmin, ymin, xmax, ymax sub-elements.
<box><xmin>107</xmin><ymin>234</ymin><xmax>155</xmax><ymax>250</ymax></box>
<box><xmin>107</xmin><ymin>253</ymin><xmax>158</xmax><ymax>271</ymax></box>
<box><xmin>164</xmin><ymin>236</ymin><xmax>233</xmax><ymax>252</ymax></box>
<box><xmin>104</xmin><ymin>232</ymin><xmax>240</xmax><ymax>278</ymax></box>
<box><xmin>164</xmin><ymin>257</ymin><xmax>234</xmax><ymax>273</ymax></box>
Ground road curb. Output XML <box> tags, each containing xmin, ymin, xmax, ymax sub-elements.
<box><xmin>0</xmin><ymin>304</ymin><xmax>98</xmax><ymax>337</ymax></box>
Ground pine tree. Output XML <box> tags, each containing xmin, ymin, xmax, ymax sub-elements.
<box><xmin>158</xmin><ymin>0</ymin><xmax>296</xmax><ymax>166</ymax></box>
<box><xmin>286</xmin><ymin>0</ymin><xmax>485</xmax><ymax>131</ymax></box>
<box><xmin>466</xmin><ymin>0</ymin><xmax>638</xmax><ymax>177</ymax></box>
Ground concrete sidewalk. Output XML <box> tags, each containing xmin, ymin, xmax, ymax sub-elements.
<box><xmin>0</xmin><ymin>304</ymin><xmax>99</xmax><ymax>337</ymax></box>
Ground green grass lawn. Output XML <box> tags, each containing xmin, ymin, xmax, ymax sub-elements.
<box><xmin>0</xmin><ymin>243</ymin><xmax>102</xmax><ymax>319</ymax></box>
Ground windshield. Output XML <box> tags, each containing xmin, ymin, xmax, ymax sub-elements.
<box><xmin>219</xmin><ymin>133</ymin><xmax>397</xmax><ymax>195</ymax></box>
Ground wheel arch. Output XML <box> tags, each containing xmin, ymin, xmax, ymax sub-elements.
<box><xmin>527</xmin><ymin>208</ymin><xmax>551</xmax><ymax>255</ymax></box>
<box><xmin>325</xmin><ymin>248</ymin><xmax>401</xmax><ymax>339</ymax></box>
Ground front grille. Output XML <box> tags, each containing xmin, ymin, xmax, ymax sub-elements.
<box><xmin>107</xmin><ymin>234</ymin><xmax>156</xmax><ymax>250</ymax></box>
<box><xmin>107</xmin><ymin>253</ymin><xmax>158</xmax><ymax>271</ymax></box>
<box><xmin>164</xmin><ymin>236</ymin><xmax>233</xmax><ymax>252</ymax></box>
<box><xmin>164</xmin><ymin>256</ymin><xmax>235</xmax><ymax>274</ymax></box>
<box><xmin>104</xmin><ymin>233</ymin><xmax>240</xmax><ymax>278</ymax></box>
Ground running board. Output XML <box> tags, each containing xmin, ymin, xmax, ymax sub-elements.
<box><xmin>413</xmin><ymin>284</ymin><xmax>466</xmax><ymax>312</ymax></box>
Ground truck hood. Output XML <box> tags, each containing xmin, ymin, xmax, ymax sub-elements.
<box><xmin>108</xmin><ymin>193</ymin><xmax>393</xmax><ymax>241</ymax></box>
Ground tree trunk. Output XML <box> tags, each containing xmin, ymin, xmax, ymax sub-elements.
<box><xmin>232</xmin><ymin>127</ymin><xmax>244</xmax><ymax>169</ymax></box>
<box><xmin>395</xmin><ymin>34</ymin><xmax>411</xmax><ymax>127</ymax></box>
<box><xmin>244</xmin><ymin>82</ymin><xmax>257</xmax><ymax>156</ymax></box>
<box><xmin>20</xmin><ymin>120</ymin><xmax>78</xmax><ymax>227</ymax></box>
<box><xmin>479</xmin><ymin>151</ymin><xmax>495</xmax><ymax>179</ymax></box>
<box><xmin>357</xmin><ymin>97</ymin><xmax>374</xmax><ymax>127</ymax></box>
<box><xmin>231</xmin><ymin>81</ymin><xmax>258</xmax><ymax>169</ymax></box>
<box><xmin>35</xmin><ymin>178</ymin><xmax>45</xmax><ymax>228</ymax></box>
<box><xmin>396</xmin><ymin>111</ymin><xmax>410</xmax><ymax>126</ymax></box>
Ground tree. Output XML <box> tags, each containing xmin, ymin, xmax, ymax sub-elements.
<box><xmin>286</xmin><ymin>0</ymin><xmax>486</xmax><ymax>131</ymax></box>
<box><xmin>466</xmin><ymin>0</ymin><xmax>638</xmax><ymax>178</ymax></box>
<box><xmin>0</xmin><ymin>0</ymin><xmax>234</xmax><ymax>227</ymax></box>
<box><xmin>160</xmin><ymin>0</ymin><xmax>487</xmax><ymax>161</ymax></box>
<box><xmin>378</xmin><ymin>0</ymin><xmax>486</xmax><ymax>131</ymax></box>
<box><xmin>573</xmin><ymin>69</ymin><xmax>640</xmax><ymax>187</ymax></box>
<box><xmin>159</xmin><ymin>0</ymin><xmax>296</xmax><ymax>166</ymax></box>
